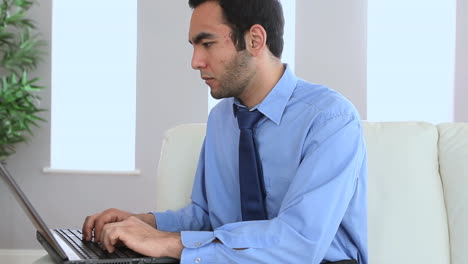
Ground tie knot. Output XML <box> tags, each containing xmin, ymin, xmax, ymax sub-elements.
<box><xmin>237</xmin><ymin>107</ymin><xmax>263</xmax><ymax>129</ymax></box>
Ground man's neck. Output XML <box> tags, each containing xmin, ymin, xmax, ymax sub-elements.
<box><xmin>237</xmin><ymin>60</ymin><xmax>285</xmax><ymax>109</ymax></box>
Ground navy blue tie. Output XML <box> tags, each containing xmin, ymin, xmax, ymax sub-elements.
<box><xmin>236</xmin><ymin>107</ymin><xmax>267</xmax><ymax>221</ymax></box>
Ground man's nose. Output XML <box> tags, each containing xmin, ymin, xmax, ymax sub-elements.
<box><xmin>191</xmin><ymin>48</ymin><xmax>206</xmax><ymax>70</ymax></box>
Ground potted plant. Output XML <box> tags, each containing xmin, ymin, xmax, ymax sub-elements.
<box><xmin>0</xmin><ymin>0</ymin><xmax>46</xmax><ymax>162</ymax></box>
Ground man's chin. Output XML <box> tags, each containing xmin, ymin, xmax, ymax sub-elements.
<box><xmin>211</xmin><ymin>90</ymin><xmax>235</xmax><ymax>100</ymax></box>
<box><xmin>210</xmin><ymin>91</ymin><xmax>225</xmax><ymax>100</ymax></box>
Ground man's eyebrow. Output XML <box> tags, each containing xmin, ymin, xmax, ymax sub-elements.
<box><xmin>189</xmin><ymin>32</ymin><xmax>216</xmax><ymax>45</ymax></box>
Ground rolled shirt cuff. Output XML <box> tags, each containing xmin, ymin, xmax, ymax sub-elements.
<box><xmin>180</xmin><ymin>231</ymin><xmax>216</xmax><ymax>264</ymax></box>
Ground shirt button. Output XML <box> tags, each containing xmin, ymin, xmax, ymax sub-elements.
<box><xmin>195</xmin><ymin>242</ymin><xmax>202</xmax><ymax>247</ymax></box>
<box><xmin>195</xmin><ymin>257</ymin><xmax>202</xmax><ymax>263</ymax></box>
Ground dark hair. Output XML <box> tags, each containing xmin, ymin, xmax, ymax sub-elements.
<box><xmin>188</xmin><ymin>0</ymin><xmax>284</xmax><ymax>58</ymax></box>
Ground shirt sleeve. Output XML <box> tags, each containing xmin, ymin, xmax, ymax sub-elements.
<box><xmin>177</xmin><ymin>114</ymin><xmax>367</xmax><ymax>263</ymax></box>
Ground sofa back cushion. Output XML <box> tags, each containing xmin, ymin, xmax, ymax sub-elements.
<box><xmin>438</xmin><ymin>123</ymin><xmax>468</xmax><ymax>264</ymax></box>
<box><xmin>156</xmin><ymin>123</ymin><xmax>206</xmax><ymax>211</ymax></box>
<box><xmin>363</xmin><ymin>122</ymin><xmax>450</xmax><ymax>264</ymax></box>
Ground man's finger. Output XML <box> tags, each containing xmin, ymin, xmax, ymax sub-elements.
<box><xmin>101</xmin><ymin>223</ymin><xmax>124</xmax><ymax>253</ymax></box>
<box><xmin>93</xmin><ymin>214</ymin><xmax>114</xmax><ymax>243</ymax></box>
<box><xmin>82</xmin><ymin>214</ymin><xmax>98</xmax><ymax>241</ymax></box>
<box><xmin>101</xmin><ymin>225</ymin><xmax>114</xmax><ymax>253</ymax></box>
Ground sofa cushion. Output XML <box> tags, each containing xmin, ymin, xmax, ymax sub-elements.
<box><xmin>155</xmin><ymin>123</ymin><xmax>206</xmax><ymax>211</ymax></box>
<box><xmin>438</xmin><ymin>123</ymin><xmax>468</xmax><ymax>264</ymax></box>
<box><xmin>363</xmin><ymin>122</ymin><xmax>450</xmax><ymax>264</ymax></box>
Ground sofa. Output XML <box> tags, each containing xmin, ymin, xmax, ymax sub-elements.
<box><xmin>155</xmin><ymin>122</ymin><xmax>468</xmax><ymax>264</ymax></box>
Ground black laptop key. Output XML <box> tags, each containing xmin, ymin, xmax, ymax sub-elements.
<box><xmin>56</xmin><ymin>229</ymin><xmax>92</xmax><ymax>259</ymax></box>
<box><xmin>120</xmin><ymin>247</ymin><xmax>142</xmax><ymax>258</ymax></box>
<box><xmin>113</xmin><ymin>249</ymin><xmax>128</xmax><ymax>258</ymax></box>
<box><xmin>81</xmin><ymin>241</ymin><xmax>108</xmax><ymax>258</ymax></box>
<box><xmin>55</xmin><ymin>229</ymin><xmax>103</xmax><ymax>259</ymax></box>
<box><xmin>84</xmin><ymin>241</ymin><xmax>105</xmax><ymax>257</ymax></box>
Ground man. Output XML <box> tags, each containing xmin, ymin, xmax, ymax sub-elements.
<box><xmin>82</xmin><ymin>0</ymin><xmax>368</xmax><ymax>263</ymax></box>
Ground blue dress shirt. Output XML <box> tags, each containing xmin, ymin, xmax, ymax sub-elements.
<box><xmin>154</xmin><ymin>65</ymin><xmax>368</xmax><ymax>264</ymax></box>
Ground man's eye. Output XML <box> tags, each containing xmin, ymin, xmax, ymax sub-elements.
<box><xmin>202</xmin><ymin>42</ymin><xmax>213</xmax><ymax>48</ymax></box>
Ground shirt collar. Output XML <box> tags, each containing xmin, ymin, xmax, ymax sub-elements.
<box><xmin>233</xmin><ymin>64</ymin><xmax>297</xmax><ymax>125</ymax></box>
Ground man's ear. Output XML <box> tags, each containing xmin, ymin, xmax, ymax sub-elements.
<box><xmin>245</xmin><ymin>24</ymin><xmax>267</xmax><ymax>56</ymax></box>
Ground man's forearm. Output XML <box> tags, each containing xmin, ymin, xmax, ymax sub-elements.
<box><xmin>164</xmin><ymin>232</ymin><xmax>183</xmax><ymax>259</ymax></box>
<box><xmin>135</xmin><ymin>213</ymin><xmax>157</xmax><ymax>228</ymax></box>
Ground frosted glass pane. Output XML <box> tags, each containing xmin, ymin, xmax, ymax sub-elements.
<box><xmin>208</xmin><ymin>0</ymin><xmax>296</xmax><ymax>112</ymax></box>
<box><xmin>367</xmin><ymin>0</ymin><xmax>456</xmax><ymax>123</ymax></box>
<box><xmin>51</xmin><ymin>0</ymin><xmax>137</xmax><ymax>171</ymax></box>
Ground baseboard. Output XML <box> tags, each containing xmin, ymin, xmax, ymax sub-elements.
<box><xmin>0</xmin><ymin>249</ymin><xmax>48</xmax><ymax>263</ymax></box>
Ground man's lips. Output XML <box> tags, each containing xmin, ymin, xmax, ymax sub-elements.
<box><xmin>202</xmin><ymin>76</ymin><xmax>215</xmax><ymax>85</ymax></box>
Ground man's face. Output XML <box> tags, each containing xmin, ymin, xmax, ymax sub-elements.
<box><xmin>189</xmin><ymin>1</ymin><xmax>255</xmax><ymax>99</ymax></box>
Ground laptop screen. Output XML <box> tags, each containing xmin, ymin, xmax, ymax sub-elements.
<box><xmin>0</xmin><ymin>163</ymin><xmax>68</xmax><ymax>260</ymax></box>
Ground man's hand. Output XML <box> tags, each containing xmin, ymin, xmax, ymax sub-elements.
<box><xmin>82</xmin><ymin>208</ymin><xmax>155</xmax><ymax>242</ymax></box>
<box><xmin>100</xmin><ymin>216</ymin><xmax>183</xmax><ymax>259</ymax></box>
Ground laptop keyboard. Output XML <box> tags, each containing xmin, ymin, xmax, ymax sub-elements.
<box><xmin>55</xmin><ymin>229</ymin><xmax>141</xmax><ymax>260</ymax></box>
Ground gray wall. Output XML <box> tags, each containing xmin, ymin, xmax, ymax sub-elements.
<box><xmin>296</xmin><ymin>0</ymin><xmax>367</xmax><ymax>119</ymax></box>
<box><xmin>455</xmin><ymin>0</ymin><xmax>468</xmax><ymax>122</ymax></box>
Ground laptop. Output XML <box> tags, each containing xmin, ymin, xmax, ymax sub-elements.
<box><xmin>0</xmin><ymin>163</ymin><xmax>179</xmax><ymax>264</ymax></box>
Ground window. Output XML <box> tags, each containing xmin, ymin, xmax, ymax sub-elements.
<box><xmin>367</xmin><ymin>0</ymin><xmax>456</xmax><ymax>123</ymax></box>
<box><xmin>48</xmin><ymin>0</ymin><xmax>138</xmax><ymax>173</ymax></box>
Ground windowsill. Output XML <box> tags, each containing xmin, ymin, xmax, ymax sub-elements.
<box><xmin>42</xmin><ymin>167</ymin><xmax>141</xmax><ymax>176</ymax></box>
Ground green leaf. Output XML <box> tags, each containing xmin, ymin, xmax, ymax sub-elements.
<box><xmin>2</xmin><ymin>76</ymin><xmax>8</xmax><ymax>90</ymax></box>
<box><xmin>0</xmin><ymin>0</ymin><xmax>47</xmax><ymax>159</ymax></box>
